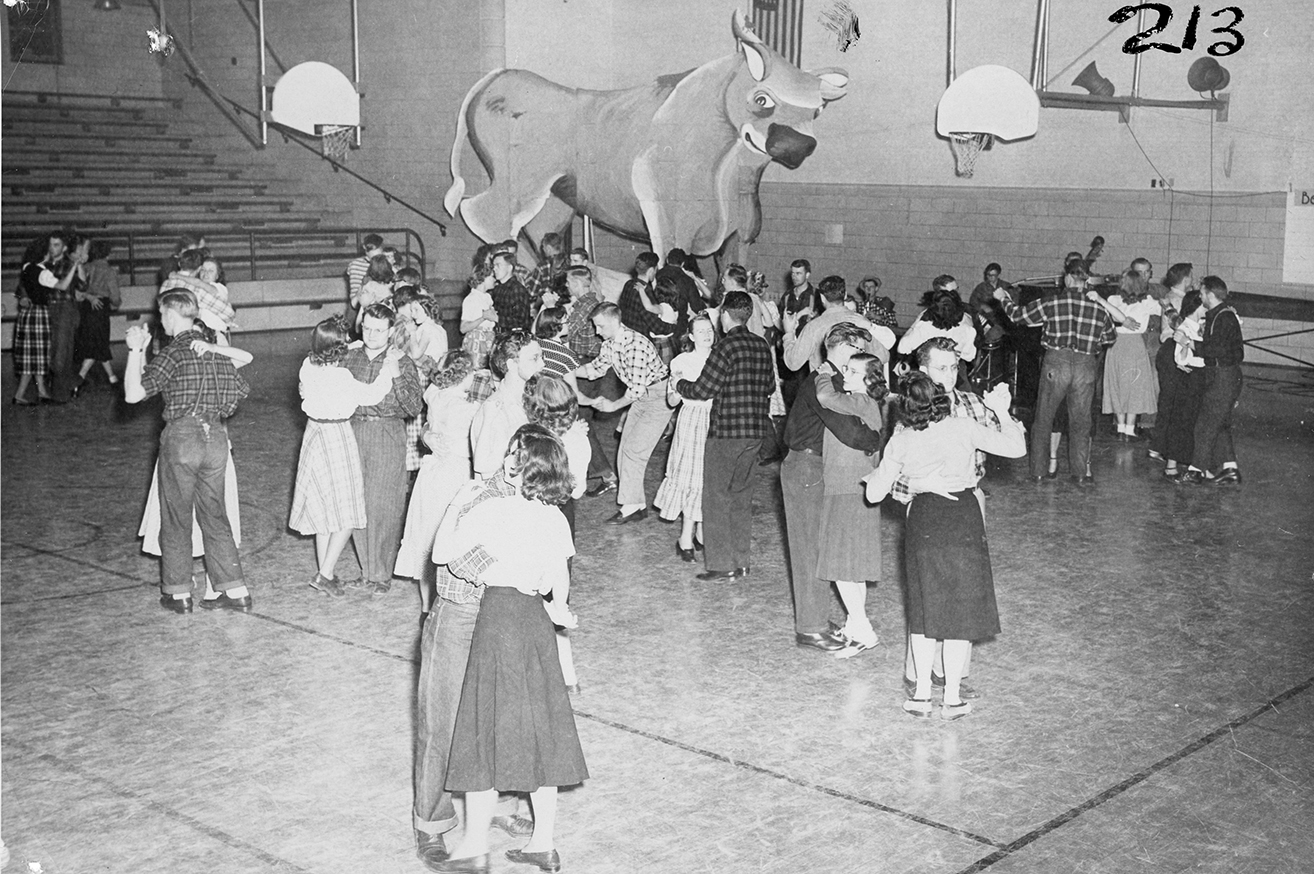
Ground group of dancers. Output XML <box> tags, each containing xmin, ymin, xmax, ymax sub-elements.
<box><xmin>116</xmin><ymin>231</ymin><xmax>1244</xmax><ymax>872</ymax></box>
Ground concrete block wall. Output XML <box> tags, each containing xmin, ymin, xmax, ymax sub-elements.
<box><xmin>1</xmin><ymin>2</ymin><xmax>164</xmax><ymax>98</ymax></box>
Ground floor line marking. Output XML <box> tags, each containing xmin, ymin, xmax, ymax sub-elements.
<box><xmin>7</xmin><ymin>741</ymin><xmax>314</xmax><ymax>873</ymax></box>
<box><xmin>954</xmin><ymin>675</ymin><xmax>1314</xmax><ymax>873</ymax></box>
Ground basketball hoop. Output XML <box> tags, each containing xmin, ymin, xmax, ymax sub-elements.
<box><xmin>948</xmin><ymin>132</ymin><xmax>993</xmax><ymax>178</ymax></box>
<box><xmin>321</xmin><ymin>125</ymin><xmax>354</xmax><ymax>162</ymax></box>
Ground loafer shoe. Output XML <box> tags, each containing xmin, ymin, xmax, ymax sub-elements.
<box><xmin>416</xmin><ymin>830</ymin><xmax>448</xmax><ymax>865</ymax></box>
<box><xmin>1213</xmin><ymin>468</ymin><xmax>1242</xmax><ymax>485</ymax></box>
<box><xmin>932</xmin><ymin>673</ymin><xmax>980</xmax><ymax>699</ymax></box>
<box><xmin>583</xmin><ymin>479</ymin><xmax>617</xmax><ymax>498</ymax></box>
<box><xmin>795</xmin><ymin>630</ymin><xmax>845</xmax><ymax>652</ymax></box>
<box><xmin>425</xmin><ymin>854</ymin><xmax>489</xmax><ymax>874</ymax></box>
<box><xmin>160</xmin><ymin>595</ymin><xmax>194</xmax><ymax>614</ymax></box>
<box><xmin>695</xmin><ymin>567</ymin><xmax>747</xmax><ymax>581</ymax></box>
<box><xmin>491</xmin><ymin>813</ymin><xmax>535</xmax><ymax>838</ymax></box>
<box><xmin>675</xmin><ymin>542</ymin><xmax>697</xmax><ymax>562</ymax></box>
<box><xmin>309</xmin><ymin>573</ymin><xmax>346</xmax><ymax>597</ymax></box>
<box><xmin>505</xmin><ymin>848</ymin><xmax>562</xmax><ymax>872</ymax></box>
<box><xmin>200</xmin><ymin>592</ymin><xmax>252</xmax><ymax>613</ymax></box>
<box><xmin>605</xmin><ymin>507</ymin><xmax>647</xmax><ymax>524</ymax></box>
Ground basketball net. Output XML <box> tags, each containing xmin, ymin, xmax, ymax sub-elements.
<box><xmin>949</xmin><ymin>132</ymin><xmax>994</xmax><ymax>179</ymax></box>
<box><xmin>321</xmin><ymin>125</ymin><xmax>354</xmax><ymax>162</ymax></box>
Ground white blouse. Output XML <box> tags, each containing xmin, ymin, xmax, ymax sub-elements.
<box><xmin>897</xmin><ymin>312</ymin><xmax>978</xmax><ymax>362</ymax></box>
<box><xmin>299</xmin><ymin>358</ymin><xmax>395</xmax><ymax>420</ymax></box>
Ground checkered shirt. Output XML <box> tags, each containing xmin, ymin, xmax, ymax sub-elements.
<box><xmin>577</xmin><ymin>326</ymin><xmax>668</xmax><ymax>401</ymax></box>
<box><xmin>998</xmin><ymin>287</ymin><xmax>1115</xmax><ymax>355</ymax></box>
<box><xmin>525</xmin><ymin>257</ymin><xmax>565</xmax><ymax>304</ymax></box>
<box><xmin>160</xmin><ymin>273</ymin><xmax>238</xmax><ymax>331</ymax></box>
<box><xmin>433</xmin><ymin>475</ymin><xmax>519</xmax><ymax>604</ymax></box>
<box><xmin>675</xmin><ymin>326</ymin><xmax>775</xmax><ymax>439</ymax></box>
<box><xmin>564</xmin><ymin>291</ymin><xmax>603</xmax><ymax>361</ymax></box>
<box><xmin>890</xmin><ymin>388</ymin><xmax>999</xmax><ymax>503</ymax></box>
<box><xmin>140</xmin><ymin>329</ymin><xmax>250</xmax><ymax>421</ymax></box>
<box><xmin>620</xmin><ymin>279</ymin><xmax>670</xmax><ymax>340</ymax></box>
<box><xmin>342</xmin><ymin>348</ymin><xmax>424</xmax><ymax>419</ymax></box>
<box><xmin>490</xmin><ymin>278</ymin><xmax>533</xmax><ymax>333</ymax></box>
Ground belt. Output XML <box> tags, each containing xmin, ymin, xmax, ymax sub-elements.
<box><xmin>792</xmin><ymin>447</ymin><xmax>821</xmax><ymax>457</ymax></box>
<box><xmin>1046</xmin><ymin>346</ymin><xmax>1097</xmax><ymax>356</ymax></box>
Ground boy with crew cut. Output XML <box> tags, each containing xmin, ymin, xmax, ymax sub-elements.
<box><xmin>124</xmin><ymin>290</ymin><xmax>252</xmax><ymax>614</ymax></box>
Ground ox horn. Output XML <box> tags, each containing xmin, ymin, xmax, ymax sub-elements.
<box><xmin>732</xmin><ymin>8</ymin><xmax>763</xmax><ymax>46</ymax></box>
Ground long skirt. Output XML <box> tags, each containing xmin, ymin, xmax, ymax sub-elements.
<box><xmin>12</xmin><ymin>304</ymin><xmax>51</xmax><ymax>376</ymax></box>
<box><xmin>654</xmin><ymin>400</ymin><xmax>711</xmax><ymax>523</ymax></box>
<box><xmin>395</xmin><ymin>451</ymin><xmax>472</xmax><ymax>579</ymax></box>
<box><xmin>139</xmin><ymin>444</ymin><xmax>242</xmax><ymax>557</ymax></box>
<box><xmin>446</xmin><ymin>588</ymin><xmax>589</xmax><ymax>793</ymax></box>
<box><xmin>816</xmin><ymin>492</ymin><xmax>882</xmax><ymax>582</ymax></box>
<box><xmin>74</xmin><ymin>299</ymin><xmax>113</xmax><ymax>362</ymax></box>
<box><xmin>288</xmin><ymin>420</ymin><xmax>367</xmax><ymax>535</ymax></box>
<box><xmin>1102</xmin><ymin>332</ymin><xmax>1159</xmax><ymax>415</ymax></box>
<box><xmin>903</xmin><ymin>490</ymin><xmax>1000</xmax><ymax>641</ymax></box>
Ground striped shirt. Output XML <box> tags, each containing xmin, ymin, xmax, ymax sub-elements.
<box><xmin>346</xmin><ymin>256</ymin><xmax>370</xmax><ymax>306</ymax></box>
<box><xmin>577</xmin><ymin>326</ymin><xmax>668</xmax><ymax>401</ymax></box>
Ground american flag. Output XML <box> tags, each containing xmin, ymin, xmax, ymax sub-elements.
<box><xmin>752</xmin><ymin>0</ymin><xmax>805</xmax><ymax>67</ymax></box>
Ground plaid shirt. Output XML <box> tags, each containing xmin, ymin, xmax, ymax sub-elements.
<box><xmin>577</xmin><ymin>326</ymin><xmax>668</xmax><ymax>401</ymax></box>
<box><xmin>998</xmin><ymin>287</ymin><xmax>1115</xmax><ymax>355</ymax></box>
<box><xmin>890</xmin><ymin>388</ymin><xmax>999</xmax><ymax>503</ymax></box>
<box><xmin>619</xmin><ymin>279</ymin><xmax>670</xmax><ymax>340</ymax></box>
<box><xmin>564</xmin><ymin>290</ymin><xmax>603</xmax><ymax>361</ymax></box>
<box><xmin>140</xmin><ymin>329</ymin><xmax>250</xmax><ymax>421</ymax></box>
<box><xmin>160</xmin><ymin>273</ymin><xmax>238</xmax><ymax>331</ymax></box>
<box><xmin>525</xmin><ymin>256</ymin><xmax>565</xmax><ymax>304</ymax></box>
<box><xmin>490</xmin><ymin>278</ymin><xmax>533</xmax><ymax>333</ymax></box>
<box><xmin>433</xmin><ymin>475</ymin><xmax>519</xmax><ymax>605</ymax></box>
<box><xmin>675</xmin><ymin>326</ymin><xmax>775</xmax><ymax>439</ymax></box>
<box><xmin>342</xmin><ymin>348</ymin><xmax>423</xmax><ymax>419</ymax></box>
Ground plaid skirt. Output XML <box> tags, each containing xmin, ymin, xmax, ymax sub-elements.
<box><xmin>138</xmin><ymin>445</ymin><xmax>242</xmax><ymax>557</ymax></box>
<box><xmin>654</xmin><ymin>399</ymin><xmax>711</xmax><ymax>522</ymax></box>
<box><xmin>289</xmin><ymin>419</ymin><xmax>367</xmax><ymax>535</ymax></box>
<box><xmin>12</xmin><ymin>304</ymin><xmax>51</xmax><ymax>376</ymax></box>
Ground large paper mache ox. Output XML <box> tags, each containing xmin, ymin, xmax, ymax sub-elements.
<box><xmin>444</xmin><ymin>10</ymin><xmax>848</xmax><ymax>257</ymax></box>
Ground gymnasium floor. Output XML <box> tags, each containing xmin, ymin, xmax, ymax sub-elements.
<box><xmin>3</xmin><ymin>332</ymin><xmax>1312</xmax><ymax>874</ymax></box>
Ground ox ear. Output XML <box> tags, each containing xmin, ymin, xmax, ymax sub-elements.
<box><xmin>811</xmin><ymin>67</ymin><xmax>850</xmax><ymax>102</ymax></box>
<box><xmin>742</xmin><ymin>40</ymin><xmax>770</xmax><ymax>82</ymax></box>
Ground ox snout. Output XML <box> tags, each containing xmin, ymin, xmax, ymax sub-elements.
<box><xmin>765</xmin><ymin>123</ymin><xmax>816</xmax><ymax>169</ymax></box>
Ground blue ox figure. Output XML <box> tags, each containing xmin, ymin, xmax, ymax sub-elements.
<box><xmin>444</xmin><ymin>10</ymin><xmax>849</xmax><ymax>257</ymax></box>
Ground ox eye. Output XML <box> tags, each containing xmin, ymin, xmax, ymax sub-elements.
<box><xmin>752</xmin><ymin>92</ymin><xmax>775</xmax><ymax>109</ymax></box>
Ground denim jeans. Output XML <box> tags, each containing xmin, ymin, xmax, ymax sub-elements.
<box><xmin>1030</xmin><ymin>348</ymin><xmax>1099</xmax><ymax>478</ymax></box>
<box><xmin>616</xmin><ymin>381</ymin><xmax>674</xmax><ymax>507</ymax></box>
<box><xmin>413</xmin><ymin>596</ymin><xmax>481</xmax><ymax>835</ymax></box>
<box><xmin>157</xmin><ymin>415</ymin><xmax>243</xmax><ymax>595</ymax></box>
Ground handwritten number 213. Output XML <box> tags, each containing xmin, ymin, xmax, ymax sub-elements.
<box><xmin>1111</xmin><ymin>4</ymin><xmax>1244</xmax><ymax>56</ymax></box>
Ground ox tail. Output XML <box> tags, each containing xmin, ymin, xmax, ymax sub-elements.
<box><xmin>444</xmin><ymin>68</ymin><xmax>506</xmax><ymax>218</ymax></box>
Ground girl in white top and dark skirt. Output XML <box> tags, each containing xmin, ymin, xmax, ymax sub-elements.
<box><xmin>864</xmin><ymin>371</ymin><xmax>1026</xmax><ymax>720</ymax></box>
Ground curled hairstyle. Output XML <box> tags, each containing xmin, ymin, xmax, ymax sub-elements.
<box><xmin>309</xmin><ymin>315</ymin><xmax>352</xmax><ymax>365</ymax></box>
<box><xmin>847</xmin><ymin>352</ymin><xmax>888</xmax><ymax>401</ymax></box>
<box><xmin>523</xmin><ymin>374</ymin><xmax>579</xmax><ymax>436</ymax></box>
<box><xmin>899</xmin><ymin>371</ymin><xmax>952</xmax><ymax>431</ymax></box>
<box><xmin>918</xmin><ymin>288</ymin><xmax>967</xmax><ymax>330</ymax></box>
<box><xmin>1179</xmin><ymin>289</ymin><xmax>1204</xmax><ymax>320</ymax></box>
<box><xmin>1163</xmin><ymin>262</ymin><xmax>1193</xmax><ymax>290</ymax></box>
<box><xmin>682</xmin><ymin>311</ymin><xmax>717</xmax><ymax>353</ymax></box>
<box><xmin>430</xmin><ymin>350</ymin><xmax>474</xmax><ymax>390</ymax></box>
<box><xmin>505</xmin><ymin>423</ymin><xmax>573</xmax><ymax>506</ymax></box>
<box><xmin>1118</xmin><ymin>269</ymin><xmax>1151</xmax><ymax>304</ymax></box>
<box><xmin>536</xmin><ymin>306</ymin><xmax>566</xmax><ymax>340</ymax></box>
<box><xmin>488</xmin><ymin>330</ymin><xmax>529</xmax><ymax>380</ymax></box>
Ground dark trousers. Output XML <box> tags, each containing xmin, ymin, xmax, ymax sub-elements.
<box><xmin>157</xmin><ymin>416</ymin><xmax>243</xmax><ymax>595</ymax></box>
<box><xmin>781</xmin><ymin>450</ymin><xmax>830</xmax><ymax>634</ymax></box>
<box><xmin>579</xmin><ymin>370</ymin><xmax>624</xmax><ymax>484</ymax></box>
<box><xmin>47</xmin><ymin>299</ymin><xmax>80</xmax><ymax>399</ymax></box>
<box><xmin>1150</xmin><ymin>341</ymin><xmax>1183</xmax><ymax>459</ymax></box>
<box><xmin>351</xmin><ymin>417</ymin><xmax>408</xmax><ymax>583</ymax></box>
<box><xmin>413</xmin><ymin>597</ymin><xmax>480</xmax><ymax>835</ymax></box>
<box><xmin>702</xmin><ymin>437</ymin><xmax>761</xmax><ymax>572</ymax></box>
<box><xmin>1192</xmin><ymin>365</ymin><xmax>1242</xmax><ymax>471</ymax></box>
<box><xmin>1030</xmin><ymin>348</ymin><xmax>1099</xmax><ymax>479</ymax></box>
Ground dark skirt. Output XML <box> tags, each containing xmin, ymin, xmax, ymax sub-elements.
<box><xmin>816</xmin><ymin>492</ymin><xmax>882</xmax><ymax>582</ymax></box>
<box><xmin>74</xmin><ymin>298</ymin><xmax>113</xmax><ymax>362</ymax></box>
<box><xmin>903</xmin><ymin>490</ymin><xmax>1000</xmax><ymax>641</ymax></box>
<box><xmin>446</xmin><ymin>587</ymin><xmax>589</xmax><ymax>793</ymax></box>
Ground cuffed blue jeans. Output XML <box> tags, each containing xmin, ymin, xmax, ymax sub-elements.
<box><xmin>157</xmin><ymin>415</ymin><xmax>243</xmax><ymax>595</ymax></box>
<box><xmin>1030</xmin><ymin>348</ymin><xmax>1099</xmax><ymax>479</ymax></box>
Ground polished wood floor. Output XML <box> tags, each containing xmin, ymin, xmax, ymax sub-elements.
<box><xmin>3</xmin><ymin>334</ymin><xmax>1312</xmax><ymax>873</ymax></box>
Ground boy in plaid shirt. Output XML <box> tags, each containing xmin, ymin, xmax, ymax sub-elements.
<box><xmin>124</xmin><ymin>289</ymin><xmax>251</xmax><ymax>614</ymax></box>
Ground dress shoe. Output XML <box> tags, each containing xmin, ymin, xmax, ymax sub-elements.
<box><xmin>505</xmin><ymin>848</ymin><xmax>562</xmax><ymax>872</ymax></box>
<box><xmin>675</xmin><ymin>542</ymin><xmax>697</xmax><ymax>562</ymax></box>
<box><xmin>160</xmin><ymin>595</ymin><xmax>194</xmax><ymax>614</ymax></box>
<box><xmin>70</xmin><ymin>379</ymin><xmax>88</xmax><ymax>399</ymax></box>
<box><xmin>695</xmin><ymin>567</ymin><xmax>747</xmax><ymax>581</ymax></box>
<box><xmin>491</xmin><ymin>814</ymin><xmax>535</xmax><ymax>838</ymax></box>
<box><xmin>693</xmin><ymin>534</ymin><xmax>704</xmax><ymax>551</ymax></box>
<box><xmin>1028</xmin><ymin>475</ymin><xmax>1044</xmax><ymax>484</ymax></box>
<box><xmin>416</xmin><ymin>830</ymin><xmax>448</xmax><ymax>865</ymax></box>
<box><xmin>932</xmin><ymin>673</ymin><xmax>980</xmax><ymax>699</ymax></box>
<box><xmin>309</xmin><ymin>573</ymin><xmax>346</xmax><ymax>597</ymax></box>
<box><xmin>1071</xmin><ymin>475</ymin><xmax>1095</xmax><ymax>486</ymax></box>
<box><xmin>1173</xmin><ymin>469</ymin><xmax>1204</xmax><ymax>485</ymax></box>
<box><xmin>795</xmin><ymin>630</ymin><xmax>846</xmax><ymax>652</ymax></box>
<box><xmin>583</xmin><ymin>479</ymin><xmax>617</xmax><ymax>498</ymax></box>
<box><xmin>605</xmin><ymin>507</ymin><xmax>647</xmax><ymax>524</ymax></box>
<box><xmin>200</xmin><ymin>592</ymin><xmax>252</xmax><ymax>612</ymax></box>
<box><xmin>1146</xmin><ymin>448</ymin><xmax>1164</xmax><ymax>460</ymax></box>
<box><xmin>11</xmin><ymin>397</ymin><xmax>36</xmax><ymax>406</ymax></box>
<box><xmin>1045</xmin><ymin>469</ymin><xmax>1058</xmax><ymax>480</ymax></box>
<box><xmin>1213</xmin><ymin>468</ymin><xmax>1242</xmax><ymax>485</ymax></box>
<box><xmin>425</xmin><ymin>854</ymin><xmax>490</xmax><ymax>874</ymax></box>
